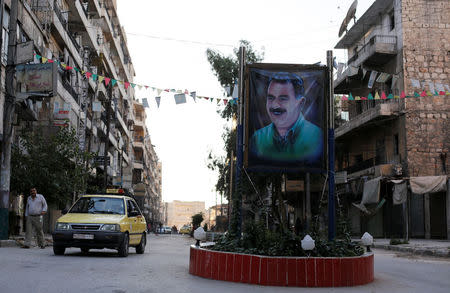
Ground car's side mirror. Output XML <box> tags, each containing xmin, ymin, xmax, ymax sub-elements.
<box><xmin>61</xmin><ymin>208</ymin><xmax>68</xmax><ymax>215</ymax></box>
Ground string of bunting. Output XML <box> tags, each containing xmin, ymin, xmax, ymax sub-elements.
<box><xmin>338</xmin><ymin>89</ymin><xmax>450</xmax><ymax>101</ymax></box>
<box><xmin>336</xmin><ymin>68</ymin><xmax>450</xmax><ymax>100</ymax></box>
<box><xmin>34</xmin><ymin>54</ymin><xmax>238</xmax><ymax>107</ymax></box>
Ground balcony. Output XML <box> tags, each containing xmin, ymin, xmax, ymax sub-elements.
<box><xmin>336</xmin><ymin>101</ymin><xmax>400</xmax><ymax>139</ymax></box>
<box><xmin>133</xmin><ymin>136</ymin><xmax>144</xmax><ymax>149</ymax></box>
<box><xmin>61</xmin><ymin>77</ymin><xmax>79</xmax><ymax>102</ymax></box>
<box><xmin>344</xmin><ymin>160</ymin><xmax>395</xmax><ymax>179</ymax></box>
<box><xmin>133</xmin><ymin>159</ymin><xmax>144</xmax><ymax>170</ymax></box>
<box><xmin>349</xmin><ymin>35</ymin><xmax>397</xmax><ymax>67</ymax></box>
<box><xmin>134</xmin><ymin>119</ymin><xmax>144</xmax><ymax>129</ymax></box>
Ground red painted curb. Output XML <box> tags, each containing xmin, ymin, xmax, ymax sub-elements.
<box><xmin>189</xmin><ymin>246</ymin><xmax>374</xmax><ymax>287</ymax></box>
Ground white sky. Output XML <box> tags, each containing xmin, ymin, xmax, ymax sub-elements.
<box><xmin>116</xmin><ymin>0</ymin><xmax>375</xmax><ymax>208</ymax></box>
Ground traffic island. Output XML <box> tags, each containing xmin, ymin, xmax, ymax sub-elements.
<box><xmin>189</xmin><ymin>245</ymin><xmax>374</xmax><ymax>287</ymax></box>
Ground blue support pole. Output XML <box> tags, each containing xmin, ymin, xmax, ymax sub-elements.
<box><xmin>328</xmin><ymin>129</ymin><xmax>336</xmax><ymax>241</ymax></box>
<box><xmin>235</xmin><ymin>124</ymin><xmax>243</xmax><ymax>235</ymax></box>
<box><xmin>327</xmin><ymin>50</ymin><xmax>336</xmax><ymax>241</ymax></box>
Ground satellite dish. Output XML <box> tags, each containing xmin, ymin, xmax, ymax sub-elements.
<box><xmin>338</xmin><ymin>0</ymin><xmax>358</xmax><ymax>37</ymax></box>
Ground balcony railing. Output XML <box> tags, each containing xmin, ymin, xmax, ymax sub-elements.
<box><xmin>348</xmin><ymin>35</ymin><xmax>397</xmax><ymax>67</ymax></box>
<box><xmin>61</xmin><ymin>76</ymin><xmax>79</xmax><ymax>101</ymax></box>
<box><xmin>54</xmin><ymin>3</ymin><xmax>68</xmax><ymax>28</ymax></box>
<box><xmin>344</xmin><ymin>158</ymin><xmax>376</xmax><ymax>174</ymax></box>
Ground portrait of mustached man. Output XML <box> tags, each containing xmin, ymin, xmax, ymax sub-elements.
<box><xmin>250</xmin><ymin>72</ymin><xmax>323</xmax><ymax>163</ymax></box>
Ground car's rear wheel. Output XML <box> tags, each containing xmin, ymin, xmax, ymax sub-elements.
<box><xmin>81</xmin><ymin>247</ymin><xmax>90</xmax><ymax>253</ymax></box>
<box><xmin>136</xmin><ymin>233</ymin><xmax>146</xmax><ymax>254</ymax></box>
<box><xmin>53</xmin><ymin>245</ymin><xmax>65</xmax><ymax>255</ymax></box>
<box><xmin>118</xmin><ymin>234</ymin><xmax>129</xmax><ymax>257</ymax></box>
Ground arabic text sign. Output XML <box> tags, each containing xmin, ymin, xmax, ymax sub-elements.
<box><xmin>16</xmin><ymin>63</ymin><xmax>57</xmax><ymax>94</ymax></box>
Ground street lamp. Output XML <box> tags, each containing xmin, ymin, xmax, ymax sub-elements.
<box><xmin>194</xmin><ymin>227</ymin><xmax>206</xmax><ymax>247</ymax></box>
<box><xmin>301</xmin><ymin>234</ymin><xmax>315</xmax><ymax>256</ymax></box>
<box><xmin>361</xmin><ymin>232</ymin><xmax>373</xmax><ymax>252</ymax></box>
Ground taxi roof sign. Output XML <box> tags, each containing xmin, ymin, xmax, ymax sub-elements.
<box><xmin>106</xmin><ymin>188</ymin><xmax>124</xmax><ymax>194</ymax></box>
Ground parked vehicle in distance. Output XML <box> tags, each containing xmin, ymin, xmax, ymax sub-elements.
<box><xmin>179</xmin><ymin>225</ymin><xmax>191</xmax><ymax>235</ymax></box>
<box><xmin>158</xmin><ymin>226</ymin><xmax>172</xmax><ymax>234</ymax></box>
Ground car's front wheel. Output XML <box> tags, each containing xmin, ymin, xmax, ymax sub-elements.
<box><xmin>136</xmin><ymin>233</ymin><xmax>146</xmax><ymax>254</ymax></box>
<box><xmin>81</xmin><ymin>247</ymin><xmax>90</xmax><ymax>254</ymax></box>
<box><xmin>53</xmin><ymin>245</ymin><xmax>65</xmax><ymax>255</ymax></box>
<box><xmin>118</xmin><ymin>234</ymin><xmax>129</xmax><ymax>257</ymax></box>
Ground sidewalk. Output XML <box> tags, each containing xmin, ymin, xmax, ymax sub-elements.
<box><xmin>371</xmin><ymin>238</ymin><xmax>450</xmax><ymax>258</ymax></box>
<box><xmin>0</xmin><ymin>233</ymin><xmax>53</xmax><ymax>248</ymax></box>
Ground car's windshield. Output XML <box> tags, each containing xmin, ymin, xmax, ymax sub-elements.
<box><xmin>69</xmin><ymin>197</ymin><xmax>125</xmax><ymax>215</ymax></box>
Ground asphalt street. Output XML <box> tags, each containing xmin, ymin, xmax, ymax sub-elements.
<box><xmin>0</xmin><ymin>234</ymin><xmax>449</xmax><ymax>293</ymax></box>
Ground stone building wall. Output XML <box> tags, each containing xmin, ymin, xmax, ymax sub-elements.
<box><xmin>401</xmin><ymin>0</ymin><xmax>450</xmax><ymax>176</ymax></box>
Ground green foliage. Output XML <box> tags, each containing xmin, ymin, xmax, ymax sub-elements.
<box><xmin>11</xmin><ymin>127</ymin><xmax>94</xmax><ymax>208</ymax></box>
<box><xmin>191</xmin><ymin>212</ymin><xmax>204</xmax><ymax>229</ymax></box>
<box><xmin>206</xmin><ymin>40</ymin><xmax>264</xmax><ymax>203</ymax></box>
<box><xmin>212</xmin><ymin>221</ymin><xmax>364</xmax><ymax>257</ymax></box>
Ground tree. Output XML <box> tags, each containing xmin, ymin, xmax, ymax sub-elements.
<box><xmin>191</xmin><ymin>212</ymin><xmax>204</xmax><ymax>230</ymax></box>
<box><xmin>11</xmin><ymin>126</ymin><xmax>94</xmax><ymax>208</ymax></box>
<box><xmin>206</xmin><ymin>41</ymin><xmax>289</xmax><ymax>237</ymax></box>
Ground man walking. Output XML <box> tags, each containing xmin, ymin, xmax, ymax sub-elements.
<box><xmin>23</xmin><ymin>188</ymin><xmax>47</xmax><ymax>249</ymax></box>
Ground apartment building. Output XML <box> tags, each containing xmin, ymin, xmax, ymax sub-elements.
<box><xmin>0</xmin><ymin>0</ymin><xmax>162</xmax><ymax>226</ymax></box>
<box><xmin>166</xmin><ymin>200</ymin><xmax>205</xmax><ymax>230</ymax></box>
<box><xmin>206</xmin><ymin>204</ymin><xmax>228</xmax><ymax>231</ymax></box>
<box><xmin>132</xmin><ymin>100</ymin><xmax>162</xmax><ymax>228</ymax></box>
<box><xmin>334</xmin><ymin>0</ymin><xmax>449</xmax><ymax>239</ymax></box>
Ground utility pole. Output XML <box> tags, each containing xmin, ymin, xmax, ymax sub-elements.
<box><xmin>0</xmin><ymin>0</ymin><xmax>18</xmax><ymax>239</ymax></box>
<box><xmin>232</xmin><ymin>46</ymin><xmax>245</xmax><ymax>236</ymax></box>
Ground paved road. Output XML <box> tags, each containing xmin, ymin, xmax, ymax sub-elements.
<box><xmin>0</xmin><ymin>234</ymin><xmax>449</xmax><ymax>293</ymax></box>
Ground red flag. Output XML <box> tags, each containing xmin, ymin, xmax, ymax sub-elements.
<box><xmin>342</xmin><ymin>95</ymin><xmax>348</xmax><ymax>101</ymax></box>
<box><xmin>145</xmin><ymin>85</ymin><xmax>149</xmax><ymax>89</ymax></box>
<box><xmin>361</xmin><ymin>96</ymin><xmax>368</xmax><ymax>100</ymax></box>
<box><xmin>85</xmin><ymin>72</ymin><xmax>92</xmax><ymax>79</ymax></box>
<box><xmin>381</xmin><ymin>92</ymin><xmax>387</xmax><ymax>99</ymax></box>
<box><xmin>439</xmin><ymin>91</ymin><xmax>445</xmax><ymax>96</ymax></box>
<box><xmin>400</xmin><ymin>91</ymin><xmax>406</xmax><ymax>98</ymax></box>
<box><xmin>48</xmin><ymin>59</ymin><xmax>54</xmax><ymax>63</ymax></box>
<box><xmin>65</xmin><ymin>66</ymin><xmax>73</xmax><ymax>70</ymax></box>
<box><xmin>124</xmin><ymin>82</ymin><xmax>130</xmax><ymax>89</ymax></box>
<box><xmin>420</xmin><ymin>90</ymin><xmax>427</xmax><ymax>97</ymax></box>
<box><xmin>223</xmin><ymin>99</ymin><xmax>228</xmax><ymax>105</ymax></box>
<box><xmin>104</xmin><ymin>77</ymin><xmax>110</xmax><ymax>86</ymax></box>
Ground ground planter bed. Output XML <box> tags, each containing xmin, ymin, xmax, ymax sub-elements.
<box><xmin>189</xmin><ymin>245</ymin><xmax>374</xmax><ymax>287</ymax></box>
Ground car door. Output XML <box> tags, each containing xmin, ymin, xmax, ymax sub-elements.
<box><xmin>126</xmin><ymin>199</ymin><xmax>144</xmax><ymax>245</ymax></box>
<box><xmin>131</xmin><ymin>199</ymin><xmax>146</xmax><ymax>236</ymax></box>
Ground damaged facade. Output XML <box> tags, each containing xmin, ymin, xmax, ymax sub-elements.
<box><xmin>0</xmin><ymin>0</ymin><xmax>162</xmax><ymax>232</ymax></box>
<box><xmin>334</xmin><ymin>0</ymin><xmax>449</xmax><ymax>239</ymax></box>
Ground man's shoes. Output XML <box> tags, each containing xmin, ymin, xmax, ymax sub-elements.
<box><xmin>40</xmin><ymin>245</ymin><xmax>45</xmax><ymax>249</ymax></box>
<box><xmin>21</xmin><ymin>245</ymin><xmax>30</xmax><ymax>249</ymax></box>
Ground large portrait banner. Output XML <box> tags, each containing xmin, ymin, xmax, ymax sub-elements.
<box><xmin>244</xmin><ymin>64</ymin><xmax>327</xmax><ymax>172</ymax></box>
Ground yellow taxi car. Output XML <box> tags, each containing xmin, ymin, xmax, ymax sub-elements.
<box><xmin>179</xmin><ymin>225</ymin><xmax>192</xmax><ymax>235</ymax></box>
<box><xmin>52</xmin><ymin>194</ymin><xmax>146</xmax><ymax>257</ymax></box>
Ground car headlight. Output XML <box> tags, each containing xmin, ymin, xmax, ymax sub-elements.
<box><xmin>56</xmin><ymin>222</ymin><xmax>70</xmax><ymax>230</ymax></box>
<box><xmin>100</xmin><ymin>224</ymin><xmax>120</xmax><ymax>231</ymax></box>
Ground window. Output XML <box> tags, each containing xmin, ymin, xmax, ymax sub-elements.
<box><xmin>389</xmin><ymin>10</ymin><xmax>395</xmax><ymax>31</ymax></box>
<box><xmin>394</xmin><ymin>134</ymin><xmax>399</xmax><ymax>155</ymax></box>
<box><xmin>2</xmin><ymin>8</ymin><xmax>10</xmax><ymax>65</ymax></box>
